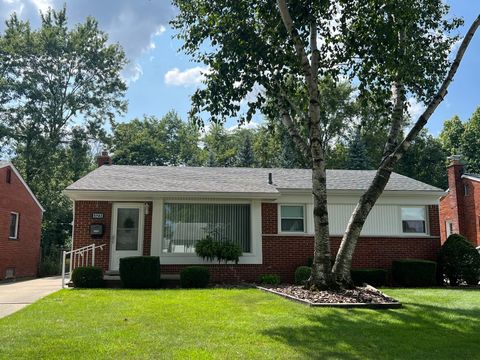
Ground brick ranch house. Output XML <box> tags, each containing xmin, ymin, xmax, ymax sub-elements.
<box><xmin>64</xmin><ymin>153</ymin><xmax>443</xmax><ymax>283</ymax></box>
<box><xmin>0</xmin><ymin>161</ymin><xmax>44</xmax><ymax>280</ymax></box>
<box><xmin>440</xmin><ymin>155</ymin><xmax>480</xmax><ymax>248</ymax></box>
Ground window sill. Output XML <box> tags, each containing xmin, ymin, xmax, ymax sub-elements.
<box><xmin>8</xmin><ymin>237</ymin><xmax>19</xmax><ymax>240</ymax></box>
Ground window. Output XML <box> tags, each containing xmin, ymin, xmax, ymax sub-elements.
<box><xmin>401</xmin><ymin>207</ymin><xmax>426</xmax><ymax>234</ymax></box>
<box><xmin>6</xmin><ymin>168</ymin><xmax>11</xmax><ymax>184</ymax></box>
<box><xmin>464</xmin><ymin>184</ymin><xmax>469</xmax><ymax>196</ymax></box>
<box><xmin>280</xmin><ymin>205</ymin><xmax>305</xmax><ymax>232</ymax></box>
<box><xmin>9</xmin><ymin>212</ymin><xmax>19</xmax><ymax>239</ymax></box>
<box><xmin>162</xmin><ymin>203</ymin><xmax>251</xmax><ymax>254</ymax></box>
<box><xmin>446</xmin><ymin>220</ymin><xmax>454</xmax><ymax>238</ymax></box>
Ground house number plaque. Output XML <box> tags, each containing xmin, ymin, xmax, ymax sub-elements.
<box><xmin>92</xmin><ymin>212</ymin><xmax>104</xmax><ymax>219</ymax></box>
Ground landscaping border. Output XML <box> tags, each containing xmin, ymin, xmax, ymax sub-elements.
<box><xmin>257</xmin><ymin>286</ymin><xmax>402</xmax><ymax>309</ymax></box>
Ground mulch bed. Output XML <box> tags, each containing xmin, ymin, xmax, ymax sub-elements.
<box><xmin>258</xmin><ymin>284</ymin><xmax>402</xmax><ymax>308</ymax></box>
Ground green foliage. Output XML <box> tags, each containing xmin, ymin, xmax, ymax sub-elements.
<box><xmin>439</xmin><ymin>115</ymin><xmax>465</xmax><ymax>156</ymax></box>
<box><xmin>392</xmin><ymin>259</ymin><xmax>437</xmax><ymax>287</ymax></box>
<box><xmin>111</xmin><ymin>111</ymin><xmax>202</xmax><ymax>166</ymax></box>
<box><xmin>235</xmin><ymin>130</ymin><xmax>255</xmax><ymax>167</ymax></box>
<box><xmin>71</xmin><ymin>267</ymin><xmax>104</xmax><ymax>288</ymax></box>
<box><xmin>259</xmin><ymin>274</ymin><xmax>281</xmax><ymax>285</ymax></box>
<box><xmin>438</xmin><ymin>234</ymin><xmax>480</xmax><ymax>286</ymax></box>
<box><xmin>38</xmin><ymin>257</ymin><xmax>61</xmax><ymax>277</ymax></box>
<box><xmin>346</xmin><ymin>127</ymin><xmax>371</xmax><ymax>170</ymax></box>
<box><xmin>119</xmin><ymin>256</ymin><xmax>160</xmax><ymax>289</ymax></box>
<box><xmin>0</xmin><ymin>6</ymin><xmax>126</xmax><ymax>263</ymax></box>
<box><xmin>294</xmin><ymin>266</ymin><xmax>312</xmax><ymax>285</ymax></box>
<box><xmin>351</xmin><ymin>269</ymin><xmax>388</xmax><ymax>287</ymax></box>
<box><xmin>180</xmin><ymin>266</ymin><xmax>210</xmax><ymax>288</ymax></box>
<box><xmin>195</xmin><ymin>237</ymin><xmax>242</xmax><ymax>264</ymax></box>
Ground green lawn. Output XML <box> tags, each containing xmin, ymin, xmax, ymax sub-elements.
<box><xmin>0</xmin><ymin>288</ymin><xmax>479</xmax><ymax>359</ymax></box>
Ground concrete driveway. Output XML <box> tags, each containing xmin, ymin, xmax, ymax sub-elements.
<box><xmin>0</xmin><ymin>276</ymin><xmax>61</xmax><ymax>319</ymax></box>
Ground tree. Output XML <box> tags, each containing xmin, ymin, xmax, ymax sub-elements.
<box><xmin>235</xmin><ymin>130</ymin><xmax>255</xmax><ymax>167</ymax></box>
<box><xmin>203</xmin><ymin>124</ymin><xmax>237</xmax><ymax>167</ymax></box>
<box><xmin>172</xmin><ymin>0</ymin><xmax>479</xmax><ymax>288</ymax></box>
<box><xmin>111</xmin><ymin>111</ymin><xmax>202</xmax><ymax>166</ymax></box>
<box><xmin>461</xmin><ymin>107</ymin><xmax>480</xmax><ymax>173</ymax></box>
<box><xmin>439</xmin><ymin>115</ymin><xmax>465</xmax><ymax>156</ymax></box>
<box><xmin>346</xmin><ymin>128</ymin><xmax>371</xmax><ymax>170</ymax></box>
<box><xmin>0</xmin><ymin>7</ymin><xmax>127</xmax><ymax>270</ymax></box>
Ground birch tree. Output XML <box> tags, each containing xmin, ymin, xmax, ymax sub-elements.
<box><xmin>172</xmin><ymin>0</ymin><xmax>480</xmax><ymax>289</ymax></box>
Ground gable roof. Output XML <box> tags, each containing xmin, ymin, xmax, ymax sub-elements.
<box><xmin>65</xmin><ymin>165</ymin><xmax>443</xmax><ymax>196</ymax></box>
<box><xmin>0</xmin><ymin>161</ymin><xmax>45</xmax><ymax>212</ymax></box>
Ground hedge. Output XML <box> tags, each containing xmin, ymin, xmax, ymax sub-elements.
<box><xmin>351</xmin><ymin>269</ymin><xmax>388</xmax><ymax>287</ymax></box>
<box><xmin>71</xmin><ymin>266</ymin><xmax>104</xmax><ymax>288</ymax></box>
<box><xmin>180</xmin><ymin>266</ymin><xmax>210</xmax><ymax>288</ymax></box>
<box><xmin>392</xmin><ymin>259</ymin><xmax>437</xmax><ymax>287</ymax></box>
<box><xmin>119</xmin><ymin>256</ymin><xmax>160</xmax><ymax>288</ymax></box>
<box><xmin>295</xmin><ymin>266</ymin><xmax>312</xmax><ymax>285</ymax></box>
<box><xmin>259</xmin><ymin>274</ymin><xmax>281</xmax><ymax>285</ymax></box>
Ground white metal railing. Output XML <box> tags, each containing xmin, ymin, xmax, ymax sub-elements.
<box><xmin>61</xmin><ymin>244</ymin><xmax>105</xmax><ymax>288</ymax></box>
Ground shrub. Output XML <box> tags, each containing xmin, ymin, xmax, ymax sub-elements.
<box><xmin>295</xmin><ymin>266</ymin><xmax>312</xmax><ymax>285</ymax></box>
<box><xmin>195</xmin><ymin>236</ymin><xmax>219</xmax><ymax>262</ymax></box>
<box><xmin>180</xmin><ymin>266</ymin><xmax>210</xmax><ymax>288</ymax></box>
<box><xmin>119</xmin><ymin>256</ymin><xmax>160</xmax><ymax>288</ymax></box>
<box><xmin>351</xmin><ymin>269</ymin><xmax>388</xmax><ymax>287</ymax></box>
<box><xmin>438</xmin><ymin>234</ymin><xmax>480</xmax><ymax>286</ymax></box>
<box><xmin>306</xmin><ymin>257</ymin><xmax>314</xmax><ymax>267</ymax></box>
<box><xmin>259</xmin><ymin>274</ymin><xmax>281</xmax><ymax>285</ymax></box>
<box><xmin>392</xmin><ymin>259</ymin><xmax>437</xmax><ymax>287</ymax></box>
<box><xmin>195</xmin><ymin>237</ymin><xmax>243</xmax><ymax>264</ymax></box>
<box><xmin>71</xmin><ymin>266</ymin><xmax>103</xmax><ymax>288</ymax></box>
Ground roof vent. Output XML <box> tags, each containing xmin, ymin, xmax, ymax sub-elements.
<box><xmin>268</xmin><ymin>172</ymin><xmax>273</xmax><ymax>185</ymax></box>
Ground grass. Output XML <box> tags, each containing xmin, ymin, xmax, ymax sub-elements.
<box><xmin>0</xmin><ymin>288</ymin><xmax>479</xmax><ymax>359</ymax></box>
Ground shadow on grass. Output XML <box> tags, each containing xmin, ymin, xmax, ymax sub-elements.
<box><xmin>262</xmin><ymin>301</ymin><xmax>480</xmax><ymax>359</ymax></box>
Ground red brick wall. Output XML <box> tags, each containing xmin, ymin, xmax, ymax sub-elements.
<box><xmin>440</xmin><ymin>177</ymin><xmax>480</xmax><ymax>247</ymax></box>
<box><xmin>262</xmin><ymin>203</ymin><xmax>277</xmax><ymax>234</ymax></box>
<box><xmin>73</xmin><ymin>201</ymin><xmax>152</xmax><ymax>272</ymax></box>
<box><xmin>0</xmin><ymin>165</ymin><xmax>42</xmax><ymax>280</ymax></box>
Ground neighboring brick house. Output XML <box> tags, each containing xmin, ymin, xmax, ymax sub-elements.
<box><xmin>439</xmin><ymin>155</ymin><xmax>480</xmax><ymax>247</ymax></box>
<box><xmin>0</xmin><ymin>161</ymin><xmax>44</xmax><ymax>280</ymax></box>
<box><xmin>64</xmin><ymin>154</ymin><xmax>443</xmax><ymax>283</ymax></box>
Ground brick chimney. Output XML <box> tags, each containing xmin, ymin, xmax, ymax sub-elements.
<box><xmin>96</xmin><ymin>151</ymin><xmax>112</xmax><ymax>167</ymax></box>
<box><xmin>447</xmin><ymin>155</ymin><xmax>465</xmax><ymax>235</ymax></box>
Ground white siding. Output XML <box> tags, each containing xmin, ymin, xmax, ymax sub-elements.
<box><xmin>327</xmin><ymin>204</ymin><xmax>401</xmax><ymax>236</ymax></box>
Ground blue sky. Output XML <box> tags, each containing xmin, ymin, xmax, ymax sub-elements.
<box><xmin>1</xmin><ymin>0</ymin><xmax>479</xmax><ymax>135</ymax></box>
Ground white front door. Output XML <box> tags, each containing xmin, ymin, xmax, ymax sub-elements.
<box><xmin>110</xmin><ymin>203</ymin><xmax>144</xmax><ymax>271</ymax></box>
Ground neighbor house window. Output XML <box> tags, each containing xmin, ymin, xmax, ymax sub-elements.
<box><xmin>6</xmin><ymin>168</ymin><xmax>11</xmax><ymax>184</ymax></box>
<box><xmin>162</xmin><ymin>203</ymin><xmax>251</xmax><ymax>254</ymax></box>
<box><xmin>446</xmin><ymin>220</ymin><xmax>454</xmax><ymax>238</ymax></box>
<box><xmin>280</xmin><ymin>205</ymin><xmax>305</xmax><ymax>232</ymax></box>
<box><xmin>9</xmin><ymin>212</ymin><xmax>19</xmax><ymax>239</ymax></box>
<box><xmin>401</xmin><ymin>207</ymin><xmax>426</xmax><ymax>234</ymax></box>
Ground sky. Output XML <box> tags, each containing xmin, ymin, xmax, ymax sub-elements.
<box><xmin>1</xmin><ymin>0</ymin><xmax>479</xmax><ymax>135</ymax></box>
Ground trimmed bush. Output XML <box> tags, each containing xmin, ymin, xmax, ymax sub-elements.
<box><xmin>259</xmin><ymin>274</ymin><xmax>281</xmax><ymax>285</ymax></box>
<box><xmin>438</xmin><ymin>234</ymin><xmax>480</xmax><ymax>286</ymax></box>
<box><xmin>392</xmin><ymin>259</ymin><xmax>437</xmax><ymax>287</ymax></box>
<box><xmin>71</xmin><ymin>266</ymin><xmax>103</xmax><ymax>288</ymax></box>
<box><xmin>295</xmin><ymin>266</ymin><xmax>312</xmax><ymax>285</ymax></box>
<box><xmin>351</xmin><ymin>269</ymin><xmax>388</xmax><ymax>287</ymax></box>
<box><xmin>119</xmin><ymin>256</ymin><xmax>160</xmax><ymax>288</ymax></box>
<box><xmin>180</xmin><ymin>266</ymin><xmax>210</xmax><ymax>288</ymax></box>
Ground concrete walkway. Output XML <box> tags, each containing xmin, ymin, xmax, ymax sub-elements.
<box><xmin>0</xmin><ymin>276</ymin><xmax>62</xmax><ymax>319</ymax></box>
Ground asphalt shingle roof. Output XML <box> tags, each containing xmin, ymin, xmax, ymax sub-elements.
<box><xmin>65</xmin><ymin>165</ymin><xmax>443</xmax><ymax>194</ymax></box>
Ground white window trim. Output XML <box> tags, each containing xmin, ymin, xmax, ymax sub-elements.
<box><xmin>445</xmin><ymin>220</ymin><xmax>453</xmax><ymax>238</ymax></box>
<box><xmin>9</xmin><ymin>212</ymin><xmax>19</xmax><ymax>240</ymax></box>
<box><xmin>400</xmin><ymin>206</ymin><xmax>428</xmax><ymax>235</ymax></box>
<box><xmin>278</xmin><ymin>204</ymin><xmax>307</xmax><ymax>234</ymax></box>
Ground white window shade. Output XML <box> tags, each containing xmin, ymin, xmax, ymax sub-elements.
<box><xmin>162</xmin><ymin>203</ymin><xmax>251</xmax><ymax>254</ymax></box>
<box><xmin>280</xmin><ymin>205</ymin><xmax>305</xmax><ymax>232</ymax></box>
<box><xmin>401</xmin><ymin>207</ymin><xmax>426</xmax><ymax>234</ymax></box>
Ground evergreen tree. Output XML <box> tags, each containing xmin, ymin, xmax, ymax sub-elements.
<box><xmin>236</xmin><ymin>132</ymin><xmax>255</xmax><ymax>167</ymax></box>
<box><xmin>346</xmin><ymin>128</ymin><xmax>371</xmax><ymax>170</ymax></box>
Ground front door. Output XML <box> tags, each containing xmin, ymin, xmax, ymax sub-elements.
<box><xmin>110</xmin><ymin>203</ymin><xmax>144</xmax><ymax>271</ymax></box>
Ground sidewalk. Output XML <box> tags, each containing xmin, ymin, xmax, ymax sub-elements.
<box><xmin>0</xmin><ymin>276</ymin><xmax>61</xmax><ymax>319</ymax></box>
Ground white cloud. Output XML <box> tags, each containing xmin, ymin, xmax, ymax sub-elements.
<box><xmin>164</xmin><ymin>66</ymin><xmax>210</xmax><ymax>87</ymax></box>
<box><xmin>0</xmin><ymin>1</ymin><xmax>175</xmax><ymax>83</ymax></box>
<box><xmin>407</xmin><ymin>97</ymin><xmax>426</xmax><ymax>121</ymax></box>
<box><xmin>227</xmin><ymin>120</ymin><xmax>261</xmax><ymax>132</ymax></box>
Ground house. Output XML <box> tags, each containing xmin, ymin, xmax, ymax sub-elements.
<box><xmin>0</xmin><ymin>161</ymin><xmax>44</xmax><ymax>280</ymax></box>
<box><xmin>64</xmin><ymin>153</ymin><xmax>443</xmax><ymax>283</ymax></box>
<box><xmin>440</xmin><ymin>155</ymin><xmax>480</xmax><ymax>247</ymax></box>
